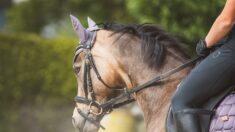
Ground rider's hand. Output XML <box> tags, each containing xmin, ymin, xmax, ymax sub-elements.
<box><xmin>196</xmin><ymin>39</ymin><xmax>211</xmax><ymax>57</ymax></box>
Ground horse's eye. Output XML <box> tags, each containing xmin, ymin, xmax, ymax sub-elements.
<box><xmin>74</xmin><ymin>67</ymin><xmax>80</xmax><ymax>74</ymax></box>
<box><xmin>73</xmin><ymin>62</ymin><xmax>81</xmax><ymax>74</ymax></box>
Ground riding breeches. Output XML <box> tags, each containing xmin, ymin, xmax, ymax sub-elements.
<box><xmin>171</xmin><ymin>43</ymin><xmax>235</xmax><ymax>112</ymax></box>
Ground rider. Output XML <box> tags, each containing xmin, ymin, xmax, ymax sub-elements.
<box><xmin>171</xmin><ymin>0</ymin><xmax>235</xmax><ymax>132</ymax></box>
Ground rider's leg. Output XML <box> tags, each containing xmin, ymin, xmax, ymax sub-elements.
<box><xmin>171</xmin><ymin>44</ymin><xmax>235</xmax><ymax>132</ymax></box>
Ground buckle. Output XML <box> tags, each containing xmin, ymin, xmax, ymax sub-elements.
<box><xmin>89</xmin><ymin>101</ymin><xmax>103</xmax><ymax>116</ymax></box>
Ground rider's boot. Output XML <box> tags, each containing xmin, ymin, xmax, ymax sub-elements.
<box><xmin>173</xmin><ymin>110</ymin><xmax>201</xmax><ymax>132</ymax></box>
<box><xmin>166</xmin><ymin>107</ymin><xmax>177</xmax><ymax>132</ymax></box>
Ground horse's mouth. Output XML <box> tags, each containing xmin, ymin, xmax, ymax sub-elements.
<box><xmin>72</xmin><ymin>107</ymin><xmax>101</xmax><ymax>132</ymax></box>
<box><xmin>74</xmin><ymin>121</ymin><xmax>99</xmax><ymax>132</ymax></box>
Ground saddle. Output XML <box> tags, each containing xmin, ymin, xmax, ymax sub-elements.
<box><xmin>166</xmin><ymin>85</ymin><xmax>235</xmax><ymax>132</ymax></box>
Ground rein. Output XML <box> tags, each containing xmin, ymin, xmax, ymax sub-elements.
<box><xmin>73</xmin><ymin>29</ymin><xmax>201</xmax><ymax>130</ymax></box>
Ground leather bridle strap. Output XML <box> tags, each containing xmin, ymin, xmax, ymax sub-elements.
<box><xmin>75</xmin><ymin>56</ymin><xmax>201</xmax><ymax>112</ymax></box>
<box><xmin>83</xmin><ymin>55</ymin><xmax>89</xmax><ymax>98</ymax></box>
<box><xmin>76</xmin><ymin>107</ymin><xmax>105</xmax><ymax>130</ymax></box>
<box><xmin>87</xmin><ymin>52</ymin><xmax>113</xmax><ymax>88</ymax></box>
<box><xmin>93</xmin><ymin>56</ymin><xmax>201</xmax><ymax>108</ymax></box>
<box><xmin>128</xmin><ymin>56</ymin><xmax>202</xmax><ymax>94</ymax></box>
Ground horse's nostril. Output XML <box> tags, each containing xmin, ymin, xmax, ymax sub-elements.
<box><xmin>72</xmin><ymin>117</ymin><xmax>76</xmax><ymax>127</ymax></box>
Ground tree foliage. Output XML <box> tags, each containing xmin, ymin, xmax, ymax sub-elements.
<box><xmin>6</xmin><ymin>0</ymin><xmax>131</xmax><ymax>33</ymax></box>
<box><xmin>125</xmin><ymin>0</ymin><xmax>224</xmax><ymax>43</ymax></box>
<box><xmin>6</xmin><ymin>0</ymin><xmax>225</xmax><ymax>44</ymax></box>
<box><xmin>0</xmin><ymin>0</ymin><xmax>12</xmax><ymax>9</ymax></box>
<box><xmin>0</xmin><ymin>32</ymin><xmax>79</xmax><ymax>131</ymax></box>
<box><xmin>0</xmin><ymin>33</ymin><xmax>77</xmax><ymax>107</ymax></box>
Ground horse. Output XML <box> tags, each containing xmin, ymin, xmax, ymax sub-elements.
<box><xmin>70</xmin><ymin>15</ymin><xmax>235</xmax><ymax>132</ymax></box>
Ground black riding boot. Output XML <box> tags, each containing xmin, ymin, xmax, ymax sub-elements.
<box><xmin>166</xmin><ymin>107</ymin><xmax>177</xmax><ymax>132</ymax></box>
<box><xmin>173</xmin><ymin>111</ymin><xmax>201</xmax><ymax>132</ymax></box>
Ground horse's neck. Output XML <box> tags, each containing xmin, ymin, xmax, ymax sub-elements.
<box><xmin>133</xmin><ymin>54</ymin><xmax>191</xmax><ymax>132</ymax></box>
<box><xmin>112</xmin><ymin>36</ymin><xmax>191</xmax><ymax>131</ymax></box>
<box><xmin>136</xmin><ymin>79</ymin><xmax>184</xmax><ymax>132</ymax></box>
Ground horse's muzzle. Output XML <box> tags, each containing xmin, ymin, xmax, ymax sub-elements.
<box><xmin>72</xmin><ymin>107</ymin><xmax>100</xmax><ymax>132</ymax></box>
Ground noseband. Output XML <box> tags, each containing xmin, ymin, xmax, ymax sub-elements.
<box><xmin>73</xmin><ymin>29</ymin><xmax>201</xmax><ymax>130</ymax></box>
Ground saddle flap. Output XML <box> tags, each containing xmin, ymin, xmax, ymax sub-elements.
<box><xmin>200</xmin><ymin>85</ymin><xmax>235</xmax><ymax>132</ymax></box>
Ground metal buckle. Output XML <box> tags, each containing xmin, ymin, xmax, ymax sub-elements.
<box><xmin>89</xmin><ymin>101</ymin><xmax>103</xmax><ymax>116</ymax></box>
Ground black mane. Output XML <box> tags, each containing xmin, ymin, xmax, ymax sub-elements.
<box><xmin>102</xmin><ymin>23</ymin><xmax>189</xmax><ymax>69</ymax></box>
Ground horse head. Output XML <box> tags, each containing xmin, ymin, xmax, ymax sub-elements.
<box><xmin>70</xmin><ymin>15</ymin><xmax>133</xmax><ymax>132</ymax></box>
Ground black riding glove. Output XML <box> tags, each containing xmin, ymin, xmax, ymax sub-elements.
<box><xmin>196</xmin><ymin>39</ymin><xmax>211</xmax><ymax>57</ymax></box>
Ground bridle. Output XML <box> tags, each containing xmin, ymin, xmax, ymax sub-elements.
<box><xmin>73</xmin><ymin>29</ymin><xmax>201</xmax><ymax>130</ymax></box>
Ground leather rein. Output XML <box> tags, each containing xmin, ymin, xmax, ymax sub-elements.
<box><xmin>73</xmin><ymin>29</ymin><xmax>201</xmax><ymax>130</ymax></box>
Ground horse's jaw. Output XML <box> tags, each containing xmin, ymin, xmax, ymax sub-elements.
<box><xmin>72</xmin><ymin>108</ymin><xmax>100</xmax><ymax>132</ymax></box>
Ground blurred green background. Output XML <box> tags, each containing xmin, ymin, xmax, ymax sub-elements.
<box><xmin>0</xmin><ymin>0</ymin><xmax>224</xmax><ymax>132</ymax></box>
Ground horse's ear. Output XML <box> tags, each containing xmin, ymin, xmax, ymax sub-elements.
<box><xmin>87</xmin><ymin>17</ymin><xmax>99</xmax><ymax>31</ymax></box>
<box><xmin>70</xmin><ymin>14</ymin><xmax>87</xmax><ymax>43</ymax></box>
